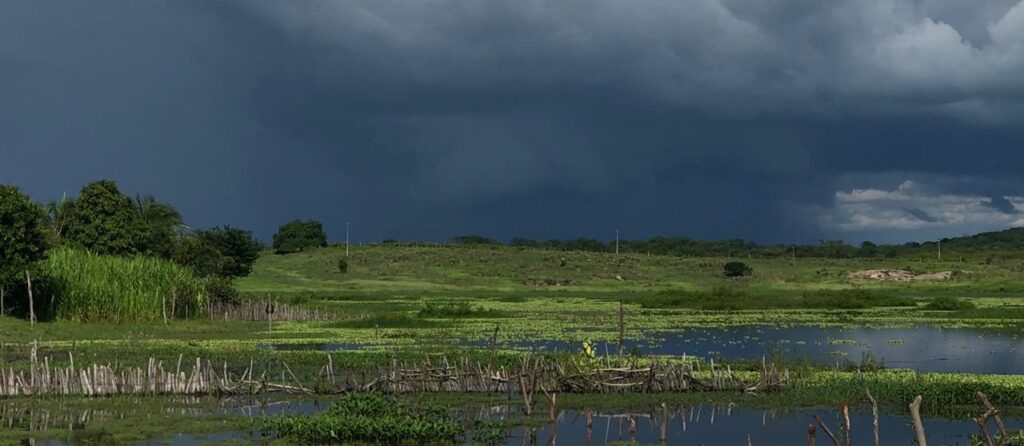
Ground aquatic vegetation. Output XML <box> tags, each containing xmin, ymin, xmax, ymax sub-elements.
<box><xmin>926</xmin><ymin>297</ymin><xmax>978</xmax><ymax>311</ymax></box>
<box><xmin>262</xmin><ymin>393</ymin><xmax>465</xmax><ymax>444</ymax></box>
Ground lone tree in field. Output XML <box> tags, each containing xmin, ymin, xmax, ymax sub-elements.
<box><xmin>192</xmin><ymin>226</ymin><xmax>262</xmax><ymax>277</ymax></box>
<box><xmin>0</xmin><ymin>185</ymin><xmax>49</xmax><ymax>311</ymax></box>
<box><xmin>723</xmin><ymin>261</ymin><xmax>752</xmax><ymax>277</ymax></box>
<box><xmin>272</xmin><ymin>220</ymin><xmax>328</xmax><ymax>254</ymax></box>
<box><xmin>63</xmin><ymin>180</ymin><xmax>144</xmax><ymax>255</ymax></box>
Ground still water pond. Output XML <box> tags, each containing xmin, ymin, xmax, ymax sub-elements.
<box><xmin>21</xmin><ymin>400</ymin><xmax>1022</xmax><ymax>445</ymax></box>
<box><xmin>272</xmin><ymin>325</ymin><xmax>1024</xmax><ymax>374</ymax></box>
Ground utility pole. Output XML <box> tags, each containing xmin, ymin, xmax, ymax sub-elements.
<box><xmin>615</xmin><ymin>229</ymin><xmax>620</xmax><ymax>255</ymax></box>
<box><xmin>346</xmin><ymin>222</ymin><xmax>350</xmax><ymax>257</ymax></box>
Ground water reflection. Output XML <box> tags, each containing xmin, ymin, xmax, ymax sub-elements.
<box><xmin>482</xmin><ymin>404</ymin><xmax>1024</xmax><ymax>446</ymax></box>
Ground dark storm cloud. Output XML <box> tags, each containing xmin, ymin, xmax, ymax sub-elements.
<box><xmin>2</xmin><ymin>1</ymin><xmax>1023</xmax><ymax>243</ymax></box>
<box><xmin>984</xmin><ymin>195</ymin><xmax>1021</xmax><ymax>214</ymax></box>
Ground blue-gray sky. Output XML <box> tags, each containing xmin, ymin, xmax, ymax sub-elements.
<box><xmin>2</xmin><ymin>1</ymin><xmax>1024</xmax><ymax>244</ymax></box>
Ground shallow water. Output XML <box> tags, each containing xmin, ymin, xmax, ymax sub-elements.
<box><xmin>534</xmin><ymin>326</ymin><xmax>1024</xmax><ymax>374</ymax></box>
<box><xmin>485</xmin><ymin>404</ymin><xmax>1024</xmax><ymax>446</ymax></box>
<box><xmin>267</xmin><ymin>325</ymin><xmax>1024</xmax><ymax>374</ymax></box>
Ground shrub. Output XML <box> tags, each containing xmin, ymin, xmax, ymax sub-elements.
<box><xmin>174</xmin><ymin>236</ymin><xmax>226</xmax><ymax>277</ymax></box>
<box><xmin>194</xmin><ymin>226</ymin><xmax>262</xmax><ymax>277</ymax></box>
<box><xmin>272</xmin><ymin>220</ymin><xmax>327</xmax><ymax>254</ymax></box>
<box><xmin>723</xmin><ymin>261</ymin><xmax>752</xmax><ymax>277</ymax></box>
<box><xmin>338</xmin><ymin>258</ymin><xmax>348</xmax><ymax>273</ymax></box>
<box><xmin>206</xmin><ymin>276</ymin><xmax>239</xmax><ymax>305</ymax></box>
<box><xmin>41</xmin><ymin>247</ymin><xmax>207</xmax><ymax>322</ymax></box>
<box><xmin>925</xmin><ymin>297</ymin><xmax>976</xmax><ymax>311</ymax></box>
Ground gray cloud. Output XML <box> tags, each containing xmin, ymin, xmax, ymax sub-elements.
<box><xmin>1</xmin><ymin>1</ymin><xmax>1023</xmax><ymax>243</ymax></box>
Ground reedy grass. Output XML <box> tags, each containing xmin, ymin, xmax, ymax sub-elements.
<box><xmin>43</xmin><ymin>247</ymin><xmax>207</xmax><ymax>322</ymax></box>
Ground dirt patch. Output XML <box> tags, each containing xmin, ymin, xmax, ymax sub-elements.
<box><xmin>847</xmin><ymin>269</ymin><xmax>952</xmax><ymax>282</ymax></box>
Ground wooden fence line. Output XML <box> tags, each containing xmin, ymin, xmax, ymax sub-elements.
<box><xmin>0</xmin><ymin>346</ymin><xmax>786</xmax><ymax>399</ymax></box>
<box><xmin>207</xmin><ymin>301</ymin><xmax>331</xmax><ymax>322</ymax></box>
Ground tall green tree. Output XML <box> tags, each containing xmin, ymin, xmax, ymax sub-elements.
<box><xmin>63</xmin><ymin>180</ymin><xmax>144</xmax><ymax>255</ymax></box>
<box><xmin>0</xmin><ymin>185</ymin><xmax>49</xmax><ymax>294</ymax></box>
<box><xmin>194</xmin><ymin>226</ymin><xmax>262</xmax><ymax>277</ymax></box>
<box><xmin>134</xmin><ymin>194</ymin><xmax>184</xmax><ymax>258</ymax></box>
<box><xmin>272</xmin><ymin>220</ymin><xmax>327</xmax><ymax>254</ymax></box>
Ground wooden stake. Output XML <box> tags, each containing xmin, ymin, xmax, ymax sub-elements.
<box><xmin>909</xmin><ymin>395</ymin><xmax>927</xmax><ymax>446</ymax></box>
<box><xmin>977</xmin><ymin>392</ymin><xmax>1008</xmax><ymax>446</ymax></box>
<box><xmin>807</xmin><ymin>424</ymin><xmax>816</xmax><ymax>446</ymax></box>
<box><xmin>841</xmin><ymin>404</ymin><xmax>851</xmax><ymax>446</ymax></box>
<box><xmin>813</xmin><ymin>415</ymin><xmax>840</xmax><ymax>446</ymax></box>
<box><xmin>865</xmin><ymin>389</ymin><xmax>880</xmax><ymax>446</ymax></box>
<box><xmin>26</xmin><ymin>270</ymin><xmax>35</xmax><ymax>325</ymax></box>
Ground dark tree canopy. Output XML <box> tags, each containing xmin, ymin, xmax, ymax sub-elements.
<box><xmin>173</xmin><ymin>236</ymin><xmax>226</xmax><ymax>277</ymax></box>
<box><xmin>63</xmin><ymin>180</ymin><xmax>143</xmax><ymax>255</ymax></box>
<box><xmin>723</xmin><ymin>261</ymin><xmax>753</xmax><ymax>277</ymax></box>
<box><xmin>272</xmin><ymin>220</ymin><xmax>327</xmax><ymax>254</ymax></box>
<box><xmin>0</xmin><ymin>185</ymin><xmax>49</xmax><ymax>288</ymax></box>
<box><xmin>194</xmin><ymin>226</ymin><xmax>262</xmax><ymax>277</ymax></box>
<box><xmin>134</xmin><ymin>194</ymin><xmax>184</xmax><ymax>259</ymax></box>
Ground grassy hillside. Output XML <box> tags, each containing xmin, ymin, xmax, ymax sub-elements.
<box><xmin>238</xmin><ymin>244</ymin><xmax>1024</xmax><ymax>298</ymax></box>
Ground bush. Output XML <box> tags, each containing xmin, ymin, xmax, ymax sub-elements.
<box><xmin>194</xmin><ymin>226</ymin><xmax>262</xmax><ymax>277</ymax></box>
<box><xmin>40</xmin><ymin>247</ymin><xmax>207</xmax><ymax>322</ymax></box>
<box><xmin>0</xmin><ymin>185</ymin><xmax>49</xmax><ymax>290</ymax></box>
<box><xmin>206</xmin><ymin>276</ymin><xmax>239</xmax><ymax>305</ymax></box>
<box><xmin>272</xmin><ymin>220</ymin><xmax>327</xmax><ymax>254</ymax></box>
<box><xmin>338</xmin><ymin>258</ymin><xmax>348</xmax><ymax>273</ymax></box>
<box><xmin>174</xmin><ymin>236</ymin><xmax>226</xmax><ymax>277</ymax></box>
<box><xmin>925</xmin><ymin>297</ymin><xmax>977</xmax><ymax>311</ymax></box>
<box><xmin>723</xmin><ymin>261</ymin><xmax>752</xmax><ymax>277</ymax></box>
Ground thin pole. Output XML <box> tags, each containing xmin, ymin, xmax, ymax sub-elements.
<box><xmin>938</xmin><ymin>239</ymin><xmax>941</xmax><ymax>261</ymax></box>
<box><xmin>346</xmin><ymin>222</ymin><xmax>350</xmax><ymax>257</ymax></box>
<box><xmin>26</xmin><ymin>270</ymin><xmax>35</xmax><ymax>326</ymax></box>
<box><xmin>615</xmin><ymin>229</ymin><xmax>619</xmax><ymax>255</ymax></box>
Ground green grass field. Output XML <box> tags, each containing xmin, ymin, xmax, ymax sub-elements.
<box><xmin>4</xmin><ymin>244</ymin><xmax>1024</xmax><ymax>443</ymax></box>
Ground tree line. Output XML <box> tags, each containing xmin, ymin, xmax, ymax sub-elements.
<box><xmin>0</xmin><ymin>181</ymin><xmax>332</xmax><ymax>316</ymax></box>
<box><xmin>448</xmin><ymin>232</ymin><xmax>1024</xmax><ymax>259</ymax></box>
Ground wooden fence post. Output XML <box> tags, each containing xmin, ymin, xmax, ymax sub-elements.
<box><xmin>26</xmin><ymin>270</ymin><xmax>35</xmax><ymax>325</ymax></box>
<box><xmin>909</xmin><ymin>395</ymin><xmax>927</xmax><ymax>446</ymax></box>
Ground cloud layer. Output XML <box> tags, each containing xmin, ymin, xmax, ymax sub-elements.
<box><xmin>1</xmin><ymin>1</ymin><xmax>1023</xmax><ymax>243</ymax></box>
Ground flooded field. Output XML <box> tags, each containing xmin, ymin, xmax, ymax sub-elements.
<box><xmin>267</xmin><ymin>325</ymin><xmax>1024</xmax><ymax>374</ymax></box>
<box><xmin>9</xmin><ymin>397</ymin><xmax>1020</xmax><ymax>445</ymax></box>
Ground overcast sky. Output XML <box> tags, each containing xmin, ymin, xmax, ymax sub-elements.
<box><xmin>2</xmin><ymin>1</ymin><xmax>1023</xmax><ymax>244</ymax></box>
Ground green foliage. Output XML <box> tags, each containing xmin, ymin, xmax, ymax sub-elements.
<box><xmin>173</xmin><ymin>236</ymin><xmax>226</xmax><ymax>277</ymax></box>
<box><xmin>0</xmin><ymin>185</ymin><xmax>49</xmax><ymax>289</ymax></box>
<box><xmin>272</xmin><ymin>220</ymin><xmax>327</xmax><ymax>254</ymax></box>
<box><xmin>133</xmin><ymin>194</ymin><xmax>183</xmax><ymax>258</ymax></box>
<box><xmin>925</xmin><ymin>296</ymin><xmax>977</xmax><ymax>311</ymax></box>
<box><xmin>206</xmin><ymin>276</ymin><xmax>239</xmax><ymax>305</ymax></box>
<box><xmin>453</xmin><ymin>235</ymin><xmax>503</xmax><ymax>245</ymax></box>
<box><xmin>63</xmin><ymin>180</ymin><xmax>144</xmax><ymax>255</ymax></box>
<box><xmin>418</xmin><ymin>301</ymin><xmax>504</xmax><ymax>318</ymax></box>
<box><xmin>41</xmin><ymin>247</ymin><xmax>207</xmax><ymax>322</ymax></box>
<box><xmin>723</xmin><ymin>261</ymin><xmax>752</xmax><ymax>277</ymax></box>
<box><xmin>337</xmin><ymin>258</ymin><xmax>348</xmax><ymax>273</ymax></box>
<box><xmin>263</xmin><ymin>393</ymin><xmax>464</xmax><ymax>444</ymax></box>
<box><xmin>194</xmin><ymin>226</ymin><xmax>262</xmax><ymax>277</ymax></box>
<box><xmin>638</xmin><ymin>288</ymin><xmax>915</xmax><ymax>310</ymax></box>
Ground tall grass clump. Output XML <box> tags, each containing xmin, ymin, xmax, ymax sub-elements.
<box><xmin>44</xmin><ymin>247</ymin><xmax>207</xmax><ymax>322</ymax></box>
